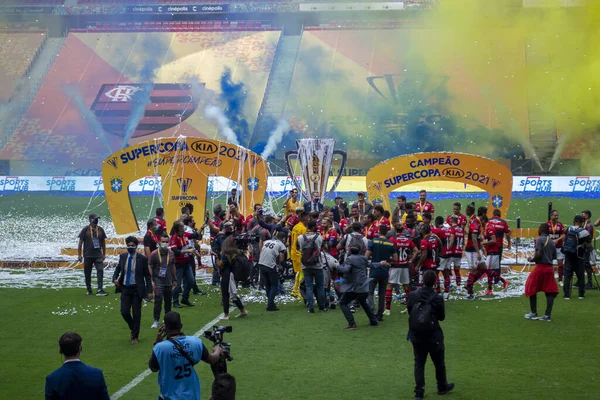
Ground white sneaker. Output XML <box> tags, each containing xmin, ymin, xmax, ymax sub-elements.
<box><xmin>443</xmin><ymin>293</ymin><xmax>449</xmax><ymax>301</ymax></box>
<box><xmin>524</xmin><ymin>313</ymin><xmax>538</xmax><ymax>320</ymax></box>
<box><xmin>221</xmin><ymin>315</ymin><xmax>230</xmax><ymax>320</ymax></box>
<box><xmin>384</xmin><ymin>310</ymin><xmax>391</xmax><ymax>316</ymax></box>
<box><xmin>151</xmin><ymin>320</ymin><xmax>159</xmax><ymax>329</ymax></box>
<box><xmin>236</xmin><ymin>311</ymin><xmax>249</xmax><ymax>318</ymax></box>
<box><xmin>559</xmin><ymin>281</ymin><xmax>564</xmax><ymax>287</ymax></box>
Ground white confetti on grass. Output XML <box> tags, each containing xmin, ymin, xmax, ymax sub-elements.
<box><xmin>0</xmin><ymin>266</ymin><xmax>533</xmax><ymax>307</ymax></box>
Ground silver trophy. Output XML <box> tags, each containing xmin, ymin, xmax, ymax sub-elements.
<box><xmin>284</xmin><ymin>139</ymin><xmax>347</xmax><ymax>201</ymax></box>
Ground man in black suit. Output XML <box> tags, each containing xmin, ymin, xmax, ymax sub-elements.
<box><xmin>45</xmin><ymin>331</ymin><xmax>110</xmax><ymax>400</ymax></box>
<box><xmin>303</xmin><ymin>191</ymin><xmax>324</xmax><ymax>213</ymax></box>
<box><xmin>112</xmin><ymin>236</ymin><xmax>153</xmax><ymax>344</ymax></box>
<box><xmin>407</xmin><ymin>269</ymin><xmax>454</xmax><ymax>400</ymax></box>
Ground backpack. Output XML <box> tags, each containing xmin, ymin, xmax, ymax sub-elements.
<box><xmin>347</xmin><ymin>233</ymin><xmax>366</xmax><ymax>255</ymax></box>
<box><xmin>233</xmin><ymin>254</ymin><xmax>253</xmax><ymax>282</ymax></box>
<box><xmin>301</xmin><ymin>234</ymin><xmax>321</xmax><ymax>266</ymax></box>
<box><xmin>562</xmin><ymin>227</ymin><xmax>582</xmax><ymax>255</ymax></box>
<box><xmin>409</xmin><ymin>293</ymin><xmax>437</xmax><ymax>333</ymax></box>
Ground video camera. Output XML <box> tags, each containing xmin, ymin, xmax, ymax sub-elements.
<box><xmin>203</xmin><ymin>325</ymin><xmax>233</xmax><ymax>377</ymax></box>
<box><xmin>233</xmin><ymin>232</ymin><xmax>260</xmax><ymax>250</ymax></box>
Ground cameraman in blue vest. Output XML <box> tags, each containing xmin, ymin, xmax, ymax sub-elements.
<box><xmin>149</xmin><ymin>311</ymin><xmax>222</xmax><ymax>400</ymax></box>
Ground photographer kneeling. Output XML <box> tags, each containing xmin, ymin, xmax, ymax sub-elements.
<box><xmin>217</xmin><ymin>235</ymin><xmax>249</xmax><ymax>320</ymax></box>
<box><xmin>149</xmin><ymin>311</ymin><xmax>222</xmax><ymax>400</ymax></box>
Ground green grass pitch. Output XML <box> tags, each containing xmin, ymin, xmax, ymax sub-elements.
<box><xmin>2</xmin><ymin>283</ymin><xmax>600</xmax><ymax>399</ymax></box>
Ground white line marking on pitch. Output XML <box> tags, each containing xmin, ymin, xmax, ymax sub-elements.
<box><xmin>110</xmin><ymin>312</ymin><xmax>225</xmax><ymax>400</ymax></box>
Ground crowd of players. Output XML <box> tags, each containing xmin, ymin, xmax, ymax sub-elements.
<box><xmin>73</xmin><ymin>189</ymin><xmax>598</xmax><ymax>399</ymax></box>
<box><xmin>78</xmin><ymin>188</ymin><xmax>599</xmax><ymax>336</ymax></box>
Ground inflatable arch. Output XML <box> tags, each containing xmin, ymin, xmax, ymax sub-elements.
<box><xmin>102</xmin><ymin>137</ymin><xmax>268</xmax><ymax>234</ymax></box>
<box><xmin>366</xmin><ymin>152</ymin><xmax>513</xmax><ymax>216</ymax></box>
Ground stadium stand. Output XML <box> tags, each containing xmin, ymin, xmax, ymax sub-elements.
<box><xmin>0</xmin><ymin>31</ymin><xmax>48</xmax><ymax>103</ymax></box>
<box><xmin>77</xmin><ymin>0</ymin><xmax>273</xmax><ymax>3</ymax></box>
<box><xmin>70</xmin><ymin>20</ymin><xmax>278</xmax><ymax>32</ymax></box>
<box><xmin>2</xmin><ymin>0</ymin><xmax>63</xmax><ymax>4</ymax></box>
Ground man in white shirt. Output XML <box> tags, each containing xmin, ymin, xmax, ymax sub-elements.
<box><xmin>257</xmin><ymin>231</ymin><xmax>288</xmax><ymax>311</ymax></box>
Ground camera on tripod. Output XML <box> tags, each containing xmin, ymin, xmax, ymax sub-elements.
<box><xmin>203</xmin><ymin>325</ymin><xmax>233</xmax><ymax>377</ymax></box>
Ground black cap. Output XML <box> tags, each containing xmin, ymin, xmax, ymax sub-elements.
<box><xmin>89</xmin><ymin>213</ymin><xmax>99</xmax><ymax>220</ymax></box>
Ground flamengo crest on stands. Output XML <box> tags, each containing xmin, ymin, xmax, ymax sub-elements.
<box><xmin>91</xmin><ymin>83</ymin><xmax>201</xmax><ymax>139</ymax></box>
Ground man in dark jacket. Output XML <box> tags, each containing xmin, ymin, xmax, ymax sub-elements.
<box><xmin>407</xmin><ymin>269</ymin><xmax>454</xmax><ymax>400</ymax></box>
<box><xmin>45</xmin><ymin>332</ymin><xmax>109</xmax><ymax>400</ymax></box>
<box><xmin>112</xmin><ymin>236</ymin><xmax>153</xmax><ymax>344</ymax></box>
<box><xmin>337</xmin><ymin>246</ymin><xmax>381</xmax><ymax>329</ymax></box>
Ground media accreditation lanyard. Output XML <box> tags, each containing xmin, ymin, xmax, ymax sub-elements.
<box><xmin>157</xmin><ymin>249</ymin><xmax>170</xmax><ymax>278</ymax></box>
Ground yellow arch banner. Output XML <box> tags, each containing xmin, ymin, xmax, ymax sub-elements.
<box><xmin>366</xmin><ymin>152</ymin><xmax>513</xmax><ymax>216</ymax></box>
<box><xmin>102</xmin><ymin>137</ymin><xmax>268</xmax><ymax>235</ymax></box>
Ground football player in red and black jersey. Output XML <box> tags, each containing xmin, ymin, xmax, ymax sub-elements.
<box><xmin>446</xmin><ymin>202</ymin><xmax>467</xmax><ymax>229</ymax></box>
<box><xmin>321</xmin><ymin>218</ymin><xmax>339</xmax><ymax>259</ymax></box>
<box><xmin>340</xmin><ymin>204</ymin><xmax>362</xmax><ymax>234</ymax></box>
<box><xmin>548</xmin><ymin>210</ymin><xmax>566</xmax><ymax>285</ymax></box>
<box><xmin>488</xmin><ymin>209</ymin><xmax>512</xmax><ymax>285</ymax></box>
<box><xmin>144</xmin><ymin>219</ymin><xmax>161</xmax><ymax>259</ymax></box>
<box><xmin>415</xmin><ymin>190</ymin><xmax>435</xmax><ymax>216</ymax></box>
<box><xmin>388</xmin><ymin>224</ymin><xmax>417</xmax><ymax>315</ymax></box>
<box><xmin>447</xmin><ymin>216</ymin><xmax>465</xmax><ymax>288</ymax></box>
<box><xmin>481</xmin><ymin>216</ymin><xmax>509</xmax><ymax>295</ymax></box>
<box><xmin>422</xmin><ymin>212</ymin><xmax>433</xmax><ymax>228</ymax></box>
<box><xmin>464</xmin><ymin>204</ymin><xmax>475</xmax><ymax>232</ymax></box>
<box><xmin>433</xmin><ymin>217</ymin><xmax>453</xmax><ymax>299</ymax></box>
<box><xmin>465</xmin><ymin>207</ymin><xmax>485</xmax><ymax>270</ymax></box>
<box><xmin>364</xmin><ymin>214</ymin><xmax>379</xmax><ymax>240</ymax></box>
<box><xmin>373</xmin><ymin>205</ymin><xmax>391</xmax><ymax>230</ymax></box>
<box><xmin>403</xmin><ymin>213</ymin><xmax>419</xmax><ymax>244</ymax></box>
<box><xmin>416</xmin><ymin>224</ymin><xmax>442</xmax><ymax>289</ymax></box>
<box><xmin>154</xmin><ymin>207</ymin><xmax>167</xmax><ymax>235</ymax></box>
<box><xmin>464</xmin><ymin>207</ymin><xmax>486</xmax><ymax>299</ymax></box>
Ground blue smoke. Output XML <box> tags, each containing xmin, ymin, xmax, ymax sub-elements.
<box><xmin>63</xmin><ymin>84</ymin><xmax>113</xmax><ymax>155</ymax></box>
<box><xmin>121</xmin><ymin>82</ymin><xmax>153</xmax><ymax>149</ymax></box>
<box><xmin>120</xmin><ymin>36</ymin><xmax>168</xmax><ymax>148</ymax></box>
<box><xmin>219</xmin><ymin>68</ymin><xmax>249</xmax><ymax>146</ymax></box>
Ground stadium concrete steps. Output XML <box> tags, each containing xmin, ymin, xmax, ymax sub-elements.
<box><xmin>525</xmin><ymin>36</ymin><xmax>558</xmax><ymax>173</ymax></box>
<box><xmin>250</xmin><ymin>29</ymin><xmax>303</xmax><ymax>150</ymax></box>
<box><xmin>0</xmin><ymin>36</ymin><xmax>66</xmax><ymax>151</ymax></box>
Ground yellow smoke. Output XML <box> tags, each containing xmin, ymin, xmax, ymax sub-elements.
<box><xmin>413</xmin><ymin>0</ymin><xmax>600</xmax><ymax>170</ymax></box>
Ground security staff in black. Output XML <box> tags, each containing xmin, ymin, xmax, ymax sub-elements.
<box><xmin>366</xmin><ymin>225</ymin><xmax>397</xmax><ymax>321</ymax></box>
<box><xmin>407</xmin><ymin>269</ymin><xmax>454</xmax><ymax>400</ymax></box>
